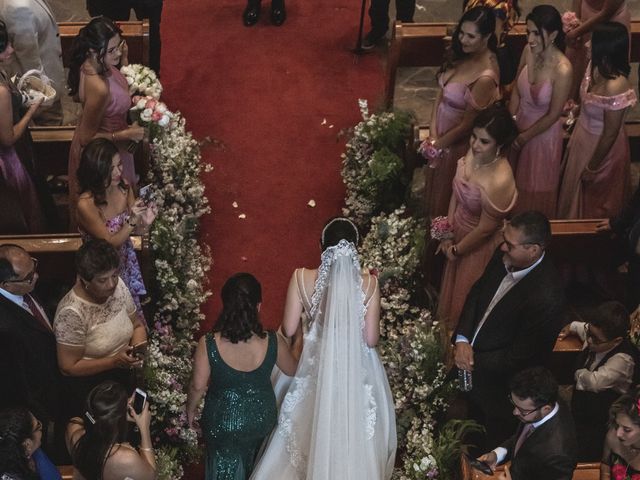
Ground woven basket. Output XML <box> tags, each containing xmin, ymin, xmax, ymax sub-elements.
<box><xmin>17</xmin><ymin>69</ymin><xmax>56</xmax><ymax>107</ymax></box>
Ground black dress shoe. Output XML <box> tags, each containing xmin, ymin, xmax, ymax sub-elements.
<box><xmin>270</xmin><ymin>0</ymin><xmax>286</xmax><ymax>26</ymax></box>
<box><xmin>243</xmin><ymin>0</ymin><xmax>261</xmax><ymax>26</ymax></box>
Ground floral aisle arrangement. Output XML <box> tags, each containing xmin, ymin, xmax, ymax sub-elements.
<box><xmin>342</xmin><ymin>101</ymin><xmax>470</xmax><ymax>479</ymax></box>
<box><xmin>123</xmin><ymin>64</ymin><xmax>212</xmax><ymax>478</ymax></box>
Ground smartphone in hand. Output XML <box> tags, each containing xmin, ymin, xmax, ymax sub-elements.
<box><xmin>464</xmin><ymin>453</ymin><xmax>494</xmax><ymax>476</ymax></box>
<box><xmin>138</xmin><ymin>184</ymin><xmax>153</xmax><ymax>205</ymax></box>
<box><xmin>133</xmin><ymin>388</ymin><xmax>147</xmax><ymax>414</ymax></box>
<box><xmin>131</xmin><ymin>341</ymin><xmax>148</xmax><ymax>359</ymax></box>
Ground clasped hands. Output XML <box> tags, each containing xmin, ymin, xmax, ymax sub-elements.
<box><xmin>436</xmin><ymin>239</ymin><xmax>457</xmax><ymax>261</ymax></box>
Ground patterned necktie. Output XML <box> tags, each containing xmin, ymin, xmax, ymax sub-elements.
<box><xmin>22</xmin><ymin>294</ymin><xmax>52</xmax><ymax>331</ymax></box>
<box><xmin>514</xmin><ymin>423</ymin><xmax>535</xmax><ymax>456</ymax></box>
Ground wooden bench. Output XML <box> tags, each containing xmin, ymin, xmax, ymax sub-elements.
<box><xmin>461</xmin><ymin>455</ymin><xmax>600</xmax><ymax>479</ymax></box>
<box><xmin>0</xmin><ymin>234</ymin><xmax>144</xmax><ymax>253</ymax></box>
<box><xmin>58</xmin><ymin>465</ymin><xmax>73</xmax><ymax>480</ymax></box>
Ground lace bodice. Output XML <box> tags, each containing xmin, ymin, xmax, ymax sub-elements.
<box><xmin>53</xmin><ymin>278</ymin><xmax>136</xmax><ymax>359</ymax></box>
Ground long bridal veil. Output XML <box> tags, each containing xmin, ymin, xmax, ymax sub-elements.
<box><xmin>251</xmin><ymin>240</ymin><xmax>396</xmax><ymax>480</ymax></box>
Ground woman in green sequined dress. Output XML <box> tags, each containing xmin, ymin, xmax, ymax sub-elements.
<box><xmin>187</xmin><ymin>273</ymin><xmax>298</xmax><ymax>480</ymax></box>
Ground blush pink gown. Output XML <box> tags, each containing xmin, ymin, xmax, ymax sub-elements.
<box><xmin>437</xmin><ymin>158</ymin><xmax>517</xmax><ymax>330</ymax></box>
<box><xmin>557</xmin><ymin>66</ymin><xmax>637</xmax><ymax>219</ymax></box>
<box><xmin>510</xmin><ymin>65</ymin><xmax>564</xmax><ymax>219</ymax></box>
<box><xmin>429</xmin><ymin>69</ymin><xmax>500</xmax><ymax>216</ymax></box>
<box><xmin>68</xmin><ymin>66</ymin><xmax>135</xmax><ymax>229</ymax></box>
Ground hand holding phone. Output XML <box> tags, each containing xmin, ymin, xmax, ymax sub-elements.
<box><xmin>133</xmin><ymin>388</ymin><xmax>147</xmax><ymax>415</ymax></box>
<box><xmin>131</xmin><ymin>341</ymin><xmax>148</xmax><ymax>359</ymax></box>
<box><xmin>464</xmin><ymin>453</ymin><xmax>494</xmax><ymax>476</ymax></box>
<box><xmin>138</xmin><ymin>184</ymin><xmax>153</xmax><ymax>205</ymax></box>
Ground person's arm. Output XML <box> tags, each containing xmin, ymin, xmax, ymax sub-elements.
<box><xmin>0</xmin><ymin>85</ymin><xmax>42</xmax><ymax>148</ymax></box>
<box><xmin>363</xmin><ymin>276</ymin><xmax>381</xmax><ymax>347</ymax></box>
<box><xmin>430</xmin><ymin>88</ymin><xmax>443</xmax><ymax>140</ymax></box>
<box><xmin>57</xmin><ymin>343</ymin><xmax>138</xmax><ymax>376</ymax></box>
<box><xmin>434</xmin><ymin>76</ymin><xmax>497</xmax><ymax>149</ymax></box>
<box><xmin>569</xmin><ymin>0</ymin><xmax>625</xmax><ymax>39</ymax></box>
<box><xmin>6</xmin><ymin>6</ymin><xmax>45</xmax><ymax>72</ymax></box>
<box><xmin>276</xmin><ymin>334</ymin><xmax>299</xmax><ymax>376</ymax></box>
<box><xmin>575</xmin><ymin>353</ymin><xmax>634</xmax><ymax>392</ymax></box>
<box><xmin>512</xmin><ymin>61</ymin><xmax>573</xmax><ymax>150</ymax></box>
<box><xmin>65</xmin><ymin>418</ymin><xmax>84</xmax><ymax>457</ymax></box>
<box><xmin>129</xmin><ymin>315</ymin><xmax>147</xmax><ymax>347</ymax></box>
<box><xmin>509</xmin><ymin>48</ymin><xmax>528</xmax><ymax>117</ymax></box>
<box><xmin>600</xmin><ymin>431</ymin><xmax>613</xmax><ymax>480</ymax></box>
<box><xmin>282</xmin><ymin>271</ymin><xmax>304</xmax><ymax>338</ymax></box>
<box><xmin>112</xmin><ymin>397</ymin><xmax>156</xmax><ymax>478</ymax></box>
<box><xmin>76</xmin><ymin>197</ymin><xmax>138</xmax><ymax>248</ymax></box>
<box><xmin>186</xmin><ymin>335</ymin><xmax>210</xmax><ymax>427</ymax></box>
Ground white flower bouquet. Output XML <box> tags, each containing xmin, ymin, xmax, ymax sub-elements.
<box><xmin>131</xmin><ymin>95</ymin><xmax>173</xmax><ymax>129</ymax></box>
<box><xmin>121</xmin><ymin>64</ymin><xmax>163</xmax><ymax>99</ymax></box>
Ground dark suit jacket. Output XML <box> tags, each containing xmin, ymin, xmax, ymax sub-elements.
<box><xmin>453</xmin><ymin>250</ymin><xmax>567</xmax><ymax>419</ymax></box>
<box><xmin>0</xmin><ymin>293</ymin><xmax>60</xmax><ymax>421</ymax></box>
<box><xmin>501</xmin><ymin>403</ymin><xmax>578</xmax><ymax>480</ymax></box>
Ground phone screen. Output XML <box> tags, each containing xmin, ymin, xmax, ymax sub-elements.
<box><xmin>138</xmin><ymin>184</ymin><xmax>152</xmax><ymax>203</ymax></box>
<box><xmin>133</xmin><ymin>389</ymin><xmax>147</xmax><ymax>414</ymax></box>
<box><xmin>464</xmin><ymin>453</ymin><xmax>493</xmax><ymax>476</ymax></box>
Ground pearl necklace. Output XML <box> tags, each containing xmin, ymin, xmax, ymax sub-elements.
<box><xmin>473</xmin><ymin>155</ymin><xmax>500</xmax><ymax>171</ymax></box>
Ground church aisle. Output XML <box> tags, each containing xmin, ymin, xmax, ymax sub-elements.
<box><xmin>160</xmin><ymin>0</ymin><xmax>385</xmax><ymax>329</ymax></box>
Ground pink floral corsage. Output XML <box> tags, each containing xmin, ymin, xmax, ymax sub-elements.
<box><xmin>419</xmin><ymin>138</ymin><xmax>447</xmax><ymax>168</ymax></box>
<box><xmin>430</xmin><ymin>216</ymin><xmax>454</xmax><ymax>241</ymax></box>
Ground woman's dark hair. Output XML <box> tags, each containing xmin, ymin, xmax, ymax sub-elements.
<box><xmin>68</xmin><ymin>16</ymin><xmax>122</xmax><ymax>95</ymax></box>
<box><xmin>76</xmin><ymin>239</ymin><xmax>120</xmax><ymax>281</ymax></box>
<box><xmin>591</xmin><ymin>22</ymin><xmax>631</xmax><ymax>79</ymax></box>
<box><xmin>320</xmin><ymin>217</ymin><xmax>360</xmax><ymax>251</ymax></box>
<box><xmin>472</xmin><ymin>102</ymin><xmax>518</xmax><ymax>148</ymax></box>
<box><xmin>71</xmin><ymin>381</ymin><xmax>129</xmax><ymax>480</ymax></box>
<box><xmin>0</xmin><ymin>408</ymin><xmax>39</xmax><ymax>480</ymax></box>
<box><xmin>462</xmin><ymin>0</ymin><xmax>521</xmax><ymax>25</ymax></box>
<box><xmin>526</xmin><ymin>5</ymin><xmax>566</xmax><ymax>52</ymax></box>
<box><xmin>447</xmin><ymin>6</ymin><xmax>497</xmax><ymax>68</ymax></box>
<box><xmin>609</xmin><ymin>386</ymin><xmax>640</xmax><ymax>428</ymax></box>
<box><xmin>213</xmin><ymin>273</ymin><xmax>265</xmax><ymax>344</ymax></box>
<box><xmin>77</xmin><ymin>138</ymin><xmax>125</xmax><ymax>206</ymax></box>
<box><xmin>0</xmin><ymin>20</ymin><xmax>8</xmax><ymax>53</ymax></box>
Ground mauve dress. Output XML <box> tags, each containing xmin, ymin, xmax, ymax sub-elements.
<box><xmin>437</xmin><ymin>158</ymin><xmax>517</xmax><ymax>330</ymax></box>
<box><xmin>429</xmin><ymin>69</ymin><xmax>500</xmax><ymax>216</ymax></box>
<box><xmin>68</xmin><ymin>66</ymin><xmax>135</xmax><ymax>229</ymax></box>
<box><xmin>557</xmin><ymin>66</ymin><xmax>637</xmax><ymax>219</ymax></box>
<box><xmin>510</xmin><ymin>65</ymin><xmax>564</xmax><ymax>219</ymax></box>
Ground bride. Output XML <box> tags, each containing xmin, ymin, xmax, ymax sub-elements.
<box><xmin>251</xmin><ymin>217</ymin><xmax>397</xmax><ymax>479</ymax></box>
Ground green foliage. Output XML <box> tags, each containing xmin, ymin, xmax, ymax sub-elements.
<box><xmin>431</xmin><ymin>419</ymin><xmax>485</xmax><ymax>480</ymax></box>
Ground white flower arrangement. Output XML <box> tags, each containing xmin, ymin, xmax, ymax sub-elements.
<box><xmin>121</xmin><ymin>65</ymin><xmax>212</xmax><ymax>477</ymax></box>
<box><xmin>121</xmin><ymin>64</ymin><xmax>163</xmax><ymax>99</ymax></box>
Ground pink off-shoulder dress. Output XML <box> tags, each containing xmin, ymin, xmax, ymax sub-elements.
<box><xmin>437</xmin><ymin>158</ymin><xmax>517</xmax><ymax>330</ymax></box>
<box><xmin>510</xmin><ymin>65</ymin><xmax>564</xmax><ymax>218</ymax></box>
<box><xmin>557</xmin><ymin>66</ymin><xmax>637</xmax><ymax>219</ymax></box>
<box><xmin>429</xmin><ymin>69</ymin><xmax>500</xmax><ymax>217</ymax></box>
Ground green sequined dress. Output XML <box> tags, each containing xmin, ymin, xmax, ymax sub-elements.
<box><xmin>202</xmin><ymin>331</ymin><xmax>278</xmax><ymax>480</ymax></box>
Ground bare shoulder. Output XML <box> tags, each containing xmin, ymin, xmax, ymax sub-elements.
<box><xmin>84</xmin><ymin>73</ymin><xmax>109</xmax><ymax>98</ymax></box>
<box><xmin>604</xmin><ymin>75</ymin><xmax>632</xmax><ymax>97</ymax></box>
<box><xmin>105</xmin><ymin>445</ymin><xmax>142</xmax><ymax>473</ymax></box>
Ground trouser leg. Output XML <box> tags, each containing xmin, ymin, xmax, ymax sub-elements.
<box><xmin>367</xmin><ymin>0</ymin><xmax>391</xmax><ymax>38</ymax></box>
<box><xmin>132</xmin><ymin>0</ymin><xmax>164</xmax><ymax>74</ymax></box>
<box><xmin>395</xmin><ymin>0</ymin><xmax>415</xmax><ymax>23</ymax></box>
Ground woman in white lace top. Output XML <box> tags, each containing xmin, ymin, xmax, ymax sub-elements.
<box><xmin>53</xmin><ymin>239</ymin><xmax>146</xmax><ymax>419</ymax></box>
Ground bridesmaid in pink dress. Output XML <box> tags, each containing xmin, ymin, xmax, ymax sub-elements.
<box><xmin>509</xmin><ymin>5</ymin><xmax>573</xmax><ymax>218</ymax></box>
<box><xmin>67</xmin><ymin>17</ymin><xmax>145</xmax><ymax>229</ymax></box>
<box><xmin>437</xmin><ymin>105</ymin><xmax>518</xmax><ymax>330</ymax></box>
<box><xmin>558</xmin><ymin>22</ymin><xmax>637</xmax><ymax>219</ymax></box>
<box><xmin>426</xmin><ymin>6</ymin><xmax>501</xmax><ymax>217</ymax></box>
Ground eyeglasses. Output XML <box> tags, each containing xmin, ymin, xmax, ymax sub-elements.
<box><xmin>508</xmin><ymin>395</ymin><xmax>541</xmax><ymax>416</ymax></box>
<box><xmin>585</xmin><ymin>323</ymin><xmax>611</xmax><ymax>345</ymax></box>
<box><xmin>501</xmin><ymin>232</ymin><xmax>540</xmax><ymax>252</ymax></box>
<box><xmin>32</xmin><ymin>419</ymin><xmax>42</xmax><ymax>435</ymax></box>
<box><xmin>4</xmin><ymin>258</ymin><xmax>38</xmax><ymax>284</ymax></box>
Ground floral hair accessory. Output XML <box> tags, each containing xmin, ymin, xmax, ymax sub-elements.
<box><xmin>85</xmin><ymin>412</ymin><xmax>96</xmax><ymax>425</ymax></box>
<box><xmin>430</xmin><ymin>216</ymin><xmax>454</xmax><ymax>241</ymax></box>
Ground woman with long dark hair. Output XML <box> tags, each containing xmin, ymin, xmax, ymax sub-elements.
<box><xmin>424</xmin><ymin>6</ymin><xmax>501</xmax><ymax>216</ymax></box>
<box><xmin>187</xmin><ymin>273</ymin><xmax>298</xmax><ymax>480</ymax></box>
<box><xmin>66</xmin><ymin>381</ymin><xmax>155</xmax><ymax>480</ymax></box>
<box><xmin>509</xmin><ymin>5</ymin><xmax>572</xmax><ymax>218</ymax></box>
<box><xmin>67</xmin><ymin>16</ymin><xmax>145</xmax><ymax>229</ymax></box>
<box><xmin>557</xmin><ymin>22</ymin><xmax>636</xmax><ymax>219</ymax></box>
<box><xmin>76</xmin><ymin>138</ymin><xmax>155</xmax><ymax>323</ymax></box>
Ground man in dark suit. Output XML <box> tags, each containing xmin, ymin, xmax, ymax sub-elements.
<box><xmin>479</xmin><ymin>367</ymin><xmax>577</xmax><ymax>480</ymax></box>
<box><xmin>453</xmin><ymin>211</ymin><xmax>566</xmax><ymax>450</ymax></box>
<box><xmin>0</xmin><ymin>244</ymin><xmax>60</xmax><ymax>435</ymax></box>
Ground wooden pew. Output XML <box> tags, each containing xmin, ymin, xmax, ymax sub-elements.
<box><xmin>0</xmin><ymin>234</ymin><xmax>143</xmax><ymax>253</ymax></box>
<box><xmin>58</xmin><ymin>465</ymin><xmax>74</xmax><ymax>480</ymax></box>
<box><xmin>461</xmin><ymin>455</ymin><xmax>600</xmax><ymax>479</ymax></box>
<box><xmin>386</xmin><ymin>20</ymin><xmax>640</xmax><ymax>106</ymax></box>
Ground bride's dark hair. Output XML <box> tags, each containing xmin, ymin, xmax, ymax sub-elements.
<box><xmin>214</xmin><ymin>273</ymin><xmax>266</xmax><ymax>343</ymax></box>
<box><xmin>321</xmin><ymin>217</ymin><xmax>359</xmax><ymax>251</ymax></box>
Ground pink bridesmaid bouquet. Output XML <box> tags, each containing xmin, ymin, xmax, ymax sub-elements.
<box><xmin>430</xmin><ymin>216</ymin><xmax>454</xmax><ymax>241</ymax></box>
<box><xmin>418</xmin><ymin>138</ymin><xmax>447</xmax><ymax>168</ymax></box>
<box><xmin>562</xmin><ymin>11</ymin><xmax>581</xmax><ymax>33</ymax></box>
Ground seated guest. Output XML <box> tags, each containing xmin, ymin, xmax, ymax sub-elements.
<box><xmin>557</xmin><ymin>22</ymin><xmax>637</xmax><ymax>219</ymax></box>
<box><xmin>186</xmin><ymin>273</ymin><xmax>298</xmax><ymax>479</ymax></box>
<box><xmin>558</xmin><ymin>301</ymin><xmax>640</xmax><ymax>461</ymax></box>
<box><xmin>0</xmin><ymin>245</ymin><xmax>60</xmax><ymax>446</ymax></box>
<box><xmin>0</xmin><ymin>407</ymin><xmax>61</xmax><ymax>480</ymax></box>
<box><xmin>0</xmin><ymin>0</ymin><xmax>65</xmax><ymax>125</ymax></box>
<box><xmin>76</xmin><ymin>138</ymin><xmax>156</xmax><ymax>323</ymax></box>
<box><xmin>478</xmin><ymin>367</ymin><xmax>578</xmax><ymax>479</ymax></box>
<box><xmin>66</xmin><ymin>381</ymin><xmax>156</xmax><ymax>480</ymax></box>
<box><xmin>453</xmin><ymin>211</ymin><xmax>566</xmax><ymax>450</ymax></box>
<box><xmin>0</xmin><ymin>19</ymin><xmax>45</xmax><ymax>234</ymax></box>
<box><xmin>600</xmin><ymin>386</ymin><xmax>640</xmax><ymax>478</ymax></box>
<box><xmin>437</xmin><ymin>104</ymin><xmax>518</xmax><ymax>330</ymax></box>
<box><xmin>54</xmin><ymin>239</ymin><xmax>146</xmax><ymax>419</ymax></box>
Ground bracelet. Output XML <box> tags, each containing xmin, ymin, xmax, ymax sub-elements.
<box><xmin>451</xmin><ymin>245</ymin><xmax>458</xmax><ymax>257</ymax></box>
<box><xmin>139</xmin><ymin>447</ymin><xmax>154</xmax><ymax>452</ymax></box>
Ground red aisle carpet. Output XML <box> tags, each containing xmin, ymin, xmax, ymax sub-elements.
<box><xmin>161</xmin><ymin>0</ymin><xmax>385</xmax><ymax>331</ymax></box>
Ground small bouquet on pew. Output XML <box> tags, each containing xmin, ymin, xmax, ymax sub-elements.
<box><xmin>130</xmin><ymin>95</ymin><xmax>174</xmax><ymax>135</ymax></box>
<box><xmin>430</xmin><ymin>216</ymin><xmax>454</xmax><ymax>241</ymax></box>
<box><xmin>121</xmin><ymin>64</ymin><xmax>162</xmax><ymax>99</ymax></box>
<box><xmin>562</xmin><ymin>11</ymin><xmax>581</xmax><ymax>33</ymax></box>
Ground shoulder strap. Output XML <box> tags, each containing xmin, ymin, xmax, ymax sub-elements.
<box><xmin>364</xmin><ymin>275</ymin><xmax>379</xmax><ymax>308</ymax></box>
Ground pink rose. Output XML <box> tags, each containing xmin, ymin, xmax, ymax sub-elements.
<box><xmin>562</xmin><ymin>11</ymin><xmax>581</xmax><ymax>33</ymax></box>
<box><xmin>151</xmin><ymin>110</ymin><xmax>163</xmax><ymax>122</ymax></box>
<box><xmin>145</xmin><ymin>98</ymin><xmax>158</xmax><ymax>110</ymax></box>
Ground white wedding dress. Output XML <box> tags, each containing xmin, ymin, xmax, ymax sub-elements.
<box><xmin>251</xmin><ymin>240</ymin><xmax>397</xmax><ymax>480</ymax></box>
